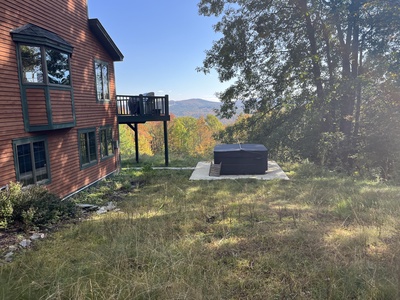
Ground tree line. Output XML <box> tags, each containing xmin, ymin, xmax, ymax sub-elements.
<box><xmin>197</xmin><ymin>0</ymin><xmax>400</xmax><ymax>179</ymax></box>
<box><xmin>119</xmin><ymin>114</ymin><xmax>224</xmax><ymax>159</ymax></box>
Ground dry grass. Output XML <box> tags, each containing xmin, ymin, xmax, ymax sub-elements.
<box><xmin>1</xmin><ymin>162</ymin><xmax>400</xmax><ymax>299</ymax></box>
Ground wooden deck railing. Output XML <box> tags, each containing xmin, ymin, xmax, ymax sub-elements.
<box><xmin>116</xmin><ymin>94</ymin><xmax>169</xmax><ymax>117</ymax></box>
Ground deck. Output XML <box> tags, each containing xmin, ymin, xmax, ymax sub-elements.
<box><xmin>117</xmin><ymin>94</ymin><xmax>170</xmax><ymax>123</ymax></box>
<box><xmin>116</xmin><ymin>94</ymin><xmax>170</xmax><ymax>165</ymax></box>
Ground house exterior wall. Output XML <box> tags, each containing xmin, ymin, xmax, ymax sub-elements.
<box><xmin>0</xmin><ymin>0</ymin><xmax>121</xmax><ymax>198</ymax></box>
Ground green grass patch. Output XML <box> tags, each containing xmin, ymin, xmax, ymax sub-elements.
<box><xmin>121</xmin><ymin>153</ymin><xmax>207</xmax><ymax>168</ymax></box>
<box><xmin>1</xmin><ymin>162</ymin><xmax>400</xmax><ymax>299</ymax></box>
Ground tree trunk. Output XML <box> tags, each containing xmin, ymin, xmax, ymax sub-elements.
<box><xmin>321</xmin><ymin>19</ymin><xmax>337</xmax><ymax>132</ymax></box>
<box><xmin>353</xmin><ymin>36</ymin><xmax>364</xmax><ymax>144</ymax></box>
<box><xmin>338</xmin><ymin>0</ymin><xmax>361</xmax><ymax>165</ymax></box>
<box><xmin>298</xmin><ymin>0</ymin><xmax>325</xmax><ymax>108</ymax></box>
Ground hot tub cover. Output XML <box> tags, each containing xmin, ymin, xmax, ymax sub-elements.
<box><xmin>214</xmin><ymin>144</ymin><xmax>268</xmax><ymax>175</ymax></box>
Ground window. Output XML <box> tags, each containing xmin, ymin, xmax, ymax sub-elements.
<box><xmin>11</xmin><ymin>24</ymin><xmax>76</xmax><ymax>132</ymax></box>
<box><xmin>20</xmin><ymin>45</ymin><xmax>71</xmax><ymax>85</ymax></box>
<box><xmin>79</xmin><ymin>128</ymin><xmax>98</xmax><ymax>168</ymax></box>
<box><xmin>13</xmin><ymin>137</ymin><xmax>50</xmax><ymax>186</ymax></box>
<box><xmin>100</xmin><ymin>126</ymin><xmax>114</xmax><ymax>159</ymax></box>
<box><xmin>95</xmin><ymin>60</ymin><xmax>110</xmax><ymax>101</ymax></box>
<box><xmin>21</xmin><ymin>46</ymin><xmax>43</xmax><ymax>83</ymax></box>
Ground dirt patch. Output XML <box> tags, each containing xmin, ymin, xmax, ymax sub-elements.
<box><xmin>0</xmin><ymin>230</ymin><xmax>21</xmax><ymax>253</ymax></box>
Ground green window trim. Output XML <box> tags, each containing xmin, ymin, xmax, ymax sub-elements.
<box><xmin>19</xmin><ymin>44</ymin><xmax>72</xmax><ymax>86</ymax></box>
<box><xmin>94</xmin><ymin>59</ymin><xmax>110</xmax><ymax>102</ymax></box>
<box><xmin>12</xmin><ymin>136</ymin><xmax>51</xmax><ymax>186</ymax></box>
<box><xmin>78</xmin><ymin>128</ymin><xmax>98</xmax><ymax>169</ymax></box>
<box><xmin>12</xmin><ymin>24</ymin><xmax>76</xmax><ymax>132</ymax></box>
<box><xmin>99</xmin><ymin>125</ymin><xmax>114</xmax><ymax>161</ymax></box>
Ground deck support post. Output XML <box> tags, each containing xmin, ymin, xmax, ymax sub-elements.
<box><xmin>163</xmin><ymin>120</ymin><xmax>169</xmax><ymax>166</ymax></box>
<box><xmin>117</xmin><ymin>94</ymin><xmax>170</xmax><ymax>166</ymax></box>
<box><xmin>127</xmin><ymin>123</ymin><xmax>139</xmax><ymax>163</ymax></box>
<box><xmin>134</xmin><ymin>123</ymin><xmax>139</xmax><ymax>163</ymax></box>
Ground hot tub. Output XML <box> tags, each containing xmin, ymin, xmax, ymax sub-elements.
<box><xmin>213</xmin><ymin>144</ymin><xmax>268</xmax><ymax>175</ymax></box>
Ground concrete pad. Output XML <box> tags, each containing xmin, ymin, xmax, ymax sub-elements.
<box><xmin>189</xmin><ymin>161</ymin><xmax>289</xmax><ymax>181</ymax></box>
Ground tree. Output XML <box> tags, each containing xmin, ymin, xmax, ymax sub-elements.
<box><xmin>119</xmin><ymin>125</ymin><xmax>136</xmax><ymax>158</ymax></box>
<box><xmin>119</xmin><ymin>124</ymin><xmax>153</xmax><ymax>158</ymax></box>
<box><xmin>168</xmin><ymin>116</ymin><xmax>220</xmax><ymax>157</ymax></box>
<box><xmin>145</xmin><ymin>121</ymin><xmax>165</xmax><ymax>155</ymax></box>
<box><xmin>169</xmin><ymin>117</ymin><xmax>200</xmax><ymax>156</ymax></box>
<box><xmin>205</xmin><ymin>114</ymin><xmax>224</xmax><ymax>134</ymax></box>
<box><xmin>194</xmin><ymin>116</ymin><xmax>215</xmax><ymax>155</ymax></box>
<box><xmin>198</xmin><ymin>0</ymin><xmax>400</xmax><ymax>173</ymax></box>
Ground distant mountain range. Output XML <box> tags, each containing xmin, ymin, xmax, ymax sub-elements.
<box><xmin>169</xmin><ymin>98</ymin><xmax>243</xmax><ymax>122</ymax></box>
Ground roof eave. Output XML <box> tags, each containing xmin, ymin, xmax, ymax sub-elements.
<box><xmin>10</xmin><ymin>23</ymin><xmax>74</xmax><ymax>53</ymax></box>
<box><xmin>88</xmin><ymin>18</ymin><xmax>124</xmax><ymax>62</ymax></box>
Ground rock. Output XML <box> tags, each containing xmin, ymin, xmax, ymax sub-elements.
<box><xmin>76</xmin><ymin>204</ymin><xmax>99</xmax><ymax>211</ymax></box>
<box><xmin>96</xmin><ymin>207</ymin><xmax>107</xmax><ymax>214</ymax></box>
<box><xmin>96</xmin><ymin>202</ymin><xmax>117</xmax><ymax>214</ymax></box>
<box><xmin>4</xmin><ymin>252</ymin><xmax>13</xmax><ymax>262</ymax></box>
<box><xmin>30</xmin><ymin>233</ymin><xmax>45</xmax><ymax>240</ymax></box>
<box><xmin>19</xmin><ymin>239</ymin><xmax>31</xmax><ymax>248</ymax></box>
<box><xmin>105</xmin><ymin>202</ymin><xmax>116</xmax><ymax>211</ymax></box>
<box><xmin>8</xmin><ymin>245</ymin><xmax>17</xmax><ymax>251</ymax></box>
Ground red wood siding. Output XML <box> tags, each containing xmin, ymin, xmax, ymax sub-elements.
<box><xmin>50</xmin><ymin>89</ymin><xmax>74</xmax><ymax>124</ymax></box>
<box><xmin>26</xmin><ymin>88</ymin><xmax>48</xmax><ymax>126</ymax></box>
<box><xmin>0</xmin><ymin>0</ymin><xmax>121</xmax><ymax>197</ymax></box>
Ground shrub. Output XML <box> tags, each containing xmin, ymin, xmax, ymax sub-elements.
<box><xmin>0</xmin><ymin>183</ymin><xmax>19</xmax><ymax>228</ymax></box>
<box><xmin>317</xmin><ymin>132</ymin><xmax>346</xmax><ymax>167</ymax></box>
<box><xmin>0</xmin><ymin>182</ymin><xmax>78</xmax><ymax>230</ymax></box>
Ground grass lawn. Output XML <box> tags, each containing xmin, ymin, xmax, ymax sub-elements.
<box><xmin>1</xmin><ymin>161</ymin><xmax>400</xmax><ymax>299</ymax></box>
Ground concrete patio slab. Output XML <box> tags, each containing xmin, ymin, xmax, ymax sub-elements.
<box><xmin>189</xmin><ymin>161</ymin><xmax>289</xmax><ymax>181</ymax></box>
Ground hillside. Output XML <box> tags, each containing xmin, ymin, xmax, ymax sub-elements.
<box><xmin>169</xmin><ymin>98</ymin><xmax>243</xmax><ymax>122</ymax></box>
<box><xmin>169</xmin><ymin>98</ymin><xmax>221</xmax><ymax>118</ymax></box>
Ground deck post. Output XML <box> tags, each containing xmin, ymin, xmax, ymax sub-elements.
<box><xmin>165</xmin><ymin>95</ymin><xmax>169</xmax><ymax>116</ymax></box>
<box><xmin>117</xmin><ymin>94</ymin><xmax>170</xmax><ymax>165</ymax></box>
<box><xmin>139</xmin><ymin>94</ymin><xmax>144</xmax><ymax>116</ymax></box>
<box><xmin>163</xmin><ymin>120</ymin><xmax>169</xmax><ymax>166</ymax></box>
<box><xmin>134</xmin><ymin>122</ymin><xmax>139</xmax><ymax>163</ymax></box>
<box><xmin>126</xmin><ymin>123</ymin><xmax>140</xmax><ymax>163</ymax></box>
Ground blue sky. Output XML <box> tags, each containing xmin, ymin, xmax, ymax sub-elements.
<box><xmin>87</xmin><ymin>0</ymin><xmax>230</xmax><ymax>101</ymax></box>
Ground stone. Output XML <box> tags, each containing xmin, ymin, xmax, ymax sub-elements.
<box><xmin>105</xmin><ymin>202</ymin><xmax>116</xmax><ymax>211</ymax></box>
<box><xmin>96</xmin><ymin>202</ymin><xmax>117</xmax><ymax>214</ymax></box>
<box><xmin>96</xmin><ymin>207</ymin><xmax>107</xmax><ymax>214</ymax></box>
<box><xmin>30</xmin><ymin>233</ymin><xmax>45</xmax><ymax>240</ymax></box>
<box><xmin>8</xmin><ymin>245</ymin><xmax>18</xmax><ymax>251</ymax></box>
<box><xmin>4</xmin><ymin>252</ymin><xmax>13</xmax><ymax>262</ymax></box>
<box><xmin>19</xmin><ymin>239</ymin><xmax>31</xmax><ymax>248</ymax></box>
<box><xmin>76</xmin><ymin>204</ymin><xmax>99</xmax><ymax>211</ymax></box>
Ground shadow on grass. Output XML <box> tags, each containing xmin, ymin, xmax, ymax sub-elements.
<box><xmin>121</xmin><ymin>153</ymin><xmax>211</xmax><ymax>168</ymax></box>
<box><xmin>1</xmin><ymin>164</ymin><xmax>400</xmax><ymax>299</ymax></box>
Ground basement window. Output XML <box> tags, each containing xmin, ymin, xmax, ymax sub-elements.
<box><xmin>100</xmin><ymin>126</ymin><xmax>114</xmax><ymax>160</ymax></box>
<box><xmin>78</xmin><ymin>128</ymin><xmax>98</xmax><ymax>169</ymax></box>
<box><xmin>13</xmin><ymin>136</ymin><xmax>50</xmax><ymax>186</ymax></box>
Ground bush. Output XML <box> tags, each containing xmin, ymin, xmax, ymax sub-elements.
<box><xmin>317</xmin><ymin>132</ymin><xmax>346</xmax><ymax>167</ymax></box>
<box><xmin>0</xmin><ymin>184</ymin><xmax>17</xmax><ymax>228</ymax></box>
<box><xmin>0</xmin><ymin>182</ymin><xmax>78</xmax><ymax>230</ymax></box>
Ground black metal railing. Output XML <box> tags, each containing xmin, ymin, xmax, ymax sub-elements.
<box><xmin>116</xmin><ymin>94</ymin><xmax>169</xmax><ymax>117</ymax></box>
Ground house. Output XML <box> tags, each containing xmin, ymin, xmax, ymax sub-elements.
<box><xmin>0</xmin><ymin>0</ymin><xmax>124</xmax><ymax>198</ymax></box>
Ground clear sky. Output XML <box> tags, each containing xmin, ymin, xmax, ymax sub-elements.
<box><xmin>87</xmin><ymin>0</ymin><xmax>230</xmax><ymax>101</ymax></box>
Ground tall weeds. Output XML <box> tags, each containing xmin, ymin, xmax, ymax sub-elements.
<box><xmin>1</xmin><ymin>163</ymin><xmax>400</xmax><ymax>299</ymax></box>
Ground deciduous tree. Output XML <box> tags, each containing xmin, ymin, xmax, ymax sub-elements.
<box><xmin>198</xmin><ymin>0</ymin><xmax>400</xmax><ymax>173</ymax></box>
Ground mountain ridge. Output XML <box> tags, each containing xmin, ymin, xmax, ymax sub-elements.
<box><xmin>169</xmin><ymin>98</ymin><xmax>242</xmax><ymax>121</ymax></box>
